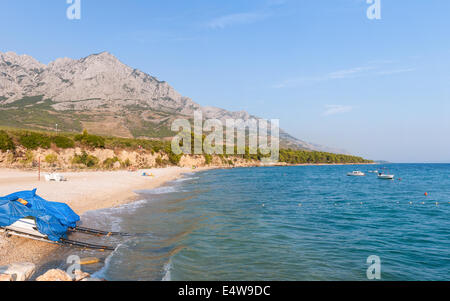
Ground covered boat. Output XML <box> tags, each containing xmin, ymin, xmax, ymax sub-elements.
<box><xmin>0</xmin><ymin>189</ymin><xmax>80</xmax><ymax>241</ymax></box>
<box><xmin>0</xmin><ymin>189</ymin><xmax>122</xmax><ymax>251</ymax></box>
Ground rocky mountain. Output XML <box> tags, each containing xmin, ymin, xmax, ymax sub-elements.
<box><xmin>0</xmin><ymin>51</ymin><xmax>199</xmax><ymax>113</ymax></box>
<box><xmin>0</xmin><ymin>51</ymin><xmax>345</xmax><ymax>153</ymax></box>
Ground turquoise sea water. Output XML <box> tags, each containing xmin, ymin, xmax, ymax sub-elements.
<box><xmin>62</xmin><ymin>164</ymin><xmax>449</xmax><ymax>281</ymax></box>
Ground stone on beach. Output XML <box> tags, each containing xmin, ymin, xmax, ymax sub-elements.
<box><xmin>36</xmin><ymin>269</ymin><xmax>73</xmax><ymax>281</ymax></box>
<box><xmin>73</xmin><ymin>269</ymin><xmax>91</xmax><ymax>281</ymax></box>
<box><xmin>0</xmin><ymin>274</ymin><xmax>15</xmax><ymax>281</ymax></box>
<box><xmin>0</xmin><ymin>262</ymin><xmax>35</xmax><ymax>281</ymax></box>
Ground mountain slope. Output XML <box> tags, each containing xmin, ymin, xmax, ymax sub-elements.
<box><xmin>0</xmin><ymin>51</ymin><xmax>344</xmax><ymax>152</ymax></box>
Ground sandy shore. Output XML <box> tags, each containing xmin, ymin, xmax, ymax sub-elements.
<box><xmin>0</xmin><ymin>167</ymin><xmax>206</xmax><ymax>266</ymax></box>
<box><xmin>0</xmin><ymin>163</ymin><xmax>375</xmax><ymax>267</ymax></box>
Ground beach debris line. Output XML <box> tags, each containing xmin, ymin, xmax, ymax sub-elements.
<box><xmin>0</xmin><ymin>189</ymin><xmax>117</xmax><ymax>251</ymax></box>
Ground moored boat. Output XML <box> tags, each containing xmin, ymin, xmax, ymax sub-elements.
<box><xmin>0</xmin><ymin>189</ymin><xmax>117</xmax><ymax>250</ymax></box>
<box><xmin>347</xmin><ymin>171</ymin><xmax>365</xmax><ymax>177</ymax></box>
<box><xmin>378</xmin><ymin>173</ymin><xmax>394</xmax><ymax>180</ymax></box>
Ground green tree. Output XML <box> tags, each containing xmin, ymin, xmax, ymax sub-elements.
<box><xmin>74</xmin><ymin>130</ymin><xmax>105</xmax><ymax>148</ymax></box>
<box><xmin>52</xmin><ymin>136</ymin><xmax>75</xmax><ymax>149</ymax></box>
<box><xmin>45</xmin><ymin>153</ymin><xmax>58</xmax><ymax>164</ymax></box>
<box><xmin>0</xmin><ymin>130</ymin><xmax>15</xmax><ymax>151</ymax></box>
<box><xmin>72</xmin><ymin>151</ymin><xmax>99</xmax><ymax>167</ymax></box>
<box><xmin>19</xmin><ymin>132</ymin><xmax>51</xmax><ymax>149</ymax></box>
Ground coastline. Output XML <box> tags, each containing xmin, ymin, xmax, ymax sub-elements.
<box><xmin>0</xmin><ymin>163</ymin><xmax>376</xmax><ymax>269</ymax></box>
<box><xmin>0</xmin><ymin>166</ymin><xmax>211</xmax><ymax>267</ymax></box>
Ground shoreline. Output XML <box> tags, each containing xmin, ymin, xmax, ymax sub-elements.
<box><xmin>0</xmin><ymin>163</ymin><xmax>376</xmax><ymax>269</ymax></box>
<box><xmin>0</xmin><ymin>166</ymin><xmax>212</xmax><ymax>267</ymax></box>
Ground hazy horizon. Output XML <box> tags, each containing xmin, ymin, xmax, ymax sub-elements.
<box><xmin>1</xmin><ymin>0</ymin><xmax>449</xmax><ymax>163</ymax></box>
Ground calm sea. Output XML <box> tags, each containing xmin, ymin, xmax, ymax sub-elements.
<box><xmin>46</xmin><ymin>164</ymin><xmax>450</xmax><ymax>281</ymax></box>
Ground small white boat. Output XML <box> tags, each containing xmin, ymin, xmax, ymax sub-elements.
<box><xmin>347</xmin><ymin>171</ymin><xmax>365</xmax><ymax>177</ymax></box>
<box><xmin>368</xmin><ymin>170</ymin><xmax>378</xmax><ymax>173</ymax></box>
<box><xmin>378</xmin><ymin>174</ymin><xmax>394</xmax><ymax>180</ymax></box>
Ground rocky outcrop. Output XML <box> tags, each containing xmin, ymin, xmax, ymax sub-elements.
<box><xmin>36</xmin><ymin>269</ymin><xmax>73</xmax><ymax>281</ymax></box>
<box><xmin>35</xmin><ymin>269</ymin><xmax>98</xmax><ymax>282</ymax></box>
<box><xmin>0</xmin><ymin>52</ymin><xmax>196</xmax><ymax>113</ymax></box>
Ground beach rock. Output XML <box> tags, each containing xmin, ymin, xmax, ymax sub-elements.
<box><xmin>36</xmin><ymin>269</ymin><xmax>73</xmax><ymax>281</ymax></box>
<box><xmin>0</xmin><ymin>262</ymin><xmax>35</xmax><ymax>281</ymax></box>
<box><xmin>73</xmin><ymin>270</ymin><xmax>91</xmax><ymax>281</ymax></box>
<box><xmin>0</xmin><ymin>273</ymin><xmax>15</xmax><ymax>281</ymax></box>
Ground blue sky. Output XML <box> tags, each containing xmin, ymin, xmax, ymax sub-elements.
<box><xmin>1</xmin><ymin>0</ymin><xmax>450</xmax><ymax>162</ymax></box>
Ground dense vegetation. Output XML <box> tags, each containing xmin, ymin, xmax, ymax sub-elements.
<box><xmin>71</xmin><ymin>151</ymin><xmax>99</xmax><ymax>168</ymax></box>
<box><xmin>279</xmin><ymin>149</ymin><xmax>373</xmax><ymax>164</ymax></box>
<box><xmin>0</xmin><ymin>130</ymin><xmax>15</xmax><ymax>151</ymax></box>
<box><xmin>0</xmin><ymin>127</ymin><xmax>172</xmax><ymax>153</ymax></box>
<box><xmin>0</xmin><ymin>127</ymin><xmax>373</xmax><ymax>168</ymax></box>
<box><xmin>74</xmin><ymin>130</ymin><xmax>105</xmax><ymax>148</ymax></box>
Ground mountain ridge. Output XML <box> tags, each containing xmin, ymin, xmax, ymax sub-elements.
<box><xmin>0</xmin><ymin>51</ymin><xmax>348</xmax><ymax>153</ymax></box>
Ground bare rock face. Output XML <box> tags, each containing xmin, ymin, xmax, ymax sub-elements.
<box><xmin>36</xmin><ymin>269</ymin><xmax>73</xmax><ymax>281</ymax></box>
<box><xmin>0</xmin><ymin>51</ymin><xmax>266</xmax><ymax>121</ymax></box>
<box><xmin>0</xmin><ymin>51</ymin><xmax>200</xmax><ymax>115</ymax></box>
<box><xmin>0</xmin><ymin>52</ymin><xmax>45</xmax><ymax>100</ymax></box>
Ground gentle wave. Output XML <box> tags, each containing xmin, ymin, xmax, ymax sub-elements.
<box><xmin>81</xmin><ymin>164</ymin><xmax>450</xmax><ymax>281</ymax></box>
<box><xmin>136</xmin><ymin>186</ymin><xmax>183</xmax><ymax>195</ymax></box>
<box><xmin>162</xmin><ymin>259</ymin><xmax>172</xmax><ymax>281</ymax></box>
<box><xmin>172</xmin><ymin>176</ymin><xmax>199</xmax><ymax>183</ymax></box>
<box><xmin>91</xmin><ymin>242</ymin><xmax>127</xmax><ymax>279</ymax></box>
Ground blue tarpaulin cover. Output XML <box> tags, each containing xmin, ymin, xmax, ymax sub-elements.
<box><xmin>0</xmin><ymin>189</ymin><xmax>80</xmax><ymax>241</ymax></box>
